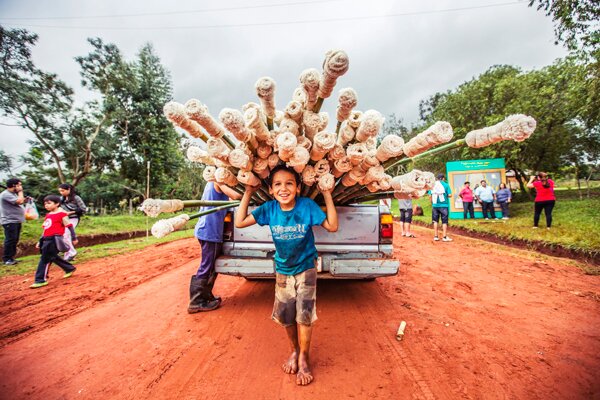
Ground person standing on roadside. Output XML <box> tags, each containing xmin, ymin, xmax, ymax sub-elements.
<box><xmin>1</xmin><ymin>178</ymin><xmax>28</xmax><ymax>266</ymax></box>
<box><xmin>58</xmin><ymin>183</ymin><xmax>88</xmax><ymax>262</ymax></box>
<box><xmin>527</xmin><ymin>172</ymin><xmax>556</xmax><ymax>229</ymax></box>
<box><xmin>458</xmin><ymin>181</ymin><xmax>475</xmax><ymax>219</ymax></box>
<box><xmin>475</xmin><ymin>180</ymin><xmax>496</xmax><ymax>220</ymax></box>
<box><xmin>188</xmin><ymin>181</ymin><xmax>241</xmax><ymax>313</ymax></box>
<box><xmin>428</xmin><ymin>173</ymin><xmax>452</xmax><ymax>242</ymax></box>
<box><xmin>398</xmin><ymin>198</ymin><xmax>416</xmax><ymax>238</ymax></box>
<box><xmin>496</xmin><ymin>183</ymin><xmax>512</xmax><ymax>220</ymax></box>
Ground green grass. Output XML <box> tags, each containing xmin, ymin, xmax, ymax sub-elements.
<box><xmin>390</xmin><ymin>187</ymin><xmax>600</xmax><ymax>257</ymax></box>
<box><xmin>0</xmin><ymin>229</ymin><xmax>194</xmax><ymax>279</ymax></box>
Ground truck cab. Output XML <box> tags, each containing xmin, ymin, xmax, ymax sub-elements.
<box><xmin>215</xmin><ymin>204</ymin><xmax>399</xmax><ymax>279</ymax></box>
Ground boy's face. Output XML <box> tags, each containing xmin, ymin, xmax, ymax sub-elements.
<box><xmin>44</xmin><ymin>201</ymin><xmax>60</xmax><ymax>211</ymax></box>
<box><xmin>269</xmin><ymin>170</ymin><xmax>300</xmax><ymax>210</ymax></box>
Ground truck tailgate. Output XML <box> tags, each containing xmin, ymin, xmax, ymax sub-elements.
<box><xmin>233</xmin><ymin>205</ymin><xmax>379</xmax><ymax>245</ymax></box>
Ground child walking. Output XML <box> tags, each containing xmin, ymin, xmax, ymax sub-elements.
<box><xmin>234</xmin><ymin>165</ymin><xmax>338</xmax><ymax>386</ymax></box>
<box><xmin>30</xmin><ymin>195</ymin><xmax>78</xmax><ymax>289</ymax></box>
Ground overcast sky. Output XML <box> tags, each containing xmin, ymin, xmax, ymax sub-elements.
<box><xmin>0</xmin><ymin>0</ymin><xmax>566</xmax><ymax>176</ymax></box>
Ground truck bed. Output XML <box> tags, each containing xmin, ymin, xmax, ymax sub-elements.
<box><xmin>216</xmin><ymin>204</ymin><xmax>399</xmax><ymax>279</ymax></box>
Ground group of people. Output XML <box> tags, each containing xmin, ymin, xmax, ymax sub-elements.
<box><xmin>0</xmin><ymin>178</ymin><xmax>87</xmax><ymax>288</ymax></box>
<box><xmin>458</xmin><ymin>180</ymin><xmax>513</xmax><ymax>220</ymax></box>
<box><xmin>396</xmin><ymin>172</ymin><xmax>556</xmax><ymax>242</ymax></box>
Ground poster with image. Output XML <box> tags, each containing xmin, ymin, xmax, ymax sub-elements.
<box><xmin>446</xmin><ymin>158</ymin><xmax>506</xmax><ymax>219</ymax></box>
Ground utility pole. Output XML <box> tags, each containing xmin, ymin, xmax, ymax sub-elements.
<box><xmin>146</xmin><ymin>160</ymin><xmax>150</xmax><ymax>239</ymax></box>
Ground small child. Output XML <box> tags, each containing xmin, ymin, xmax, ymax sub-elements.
<box><xmin>234</xmin><ymin>165</ymin><xmax>338</xmax><ymax>386</ymax></box>
<box><xmin>30</xmin><ymin>195</ymin><xmax>78</xmax><ymax>289</ymax></box>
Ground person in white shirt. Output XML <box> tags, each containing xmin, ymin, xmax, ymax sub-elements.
<box><xmin>474</xmin><ymin>180</ymin><xmax>496</xmax><ymax>220</ymax></box>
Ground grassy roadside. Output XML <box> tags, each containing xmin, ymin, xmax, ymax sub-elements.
<box><xmin>0</xmin><ymin>214</ymin><xmax>171</xmax><ymax>246</ymax></box>
<box><xmin>391</xmin><ymin>187</ymin><xmax>600</xmax><ymax>258</ymax></box>
<box><xmin>0</xmin><ymin>229</ymin><xmax>194</xmax><ymax>279</ymax></box>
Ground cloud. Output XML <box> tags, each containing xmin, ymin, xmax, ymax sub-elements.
<box><xmin>0</xmin><ymin>0</ymin><xmax>566</xmax><ymax>162</ymax></box>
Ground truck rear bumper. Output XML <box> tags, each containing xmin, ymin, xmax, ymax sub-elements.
<box><xmin>215</xmin><ymin>256</ymin><xmax>399</xmax><ymax>279</ymax></box>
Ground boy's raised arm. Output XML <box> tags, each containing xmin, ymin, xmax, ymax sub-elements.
<box><xmin>234</xmin><ymin>185</ymin><xmax>258</xmax><ymax>228</ymax></box>
<box><xmin>320</xmin><ymin>191</ymin><xmax>338</xmax><ymax>232</ymax></box>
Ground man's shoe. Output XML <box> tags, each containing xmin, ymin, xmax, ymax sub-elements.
<box><xmin>433</xmin><ymin>236</ymin><xmax>440</xmax><ymax>241</ymax></box>
<box><xmin>4</xmin><ymin>259</ymin><xmax>17</xmax><ymax>266</ymax></box>
<box><xmin>30</xmin><ymin>281</ymin><xmax>48</xmax><ymax>289</ymax></box>
<box><xmin>442</xmin><ymin>236</ymin><xmax>453</xmax><ymax>242</ymax></box>
<box><xmin>63</xmin><ymin>269</ymin><xmax>76</xmax><ymax>279</ymax></box>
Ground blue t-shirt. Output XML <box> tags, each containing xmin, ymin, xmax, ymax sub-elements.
<box><xmin>194</xmin><ymin>182</ymin><xmax>230</xmax><ymax>242</ymax></box>
<box><xmin>251</xmin><ymin>197</ymin><xmax>326</xmax><ymax>276</ymax></box>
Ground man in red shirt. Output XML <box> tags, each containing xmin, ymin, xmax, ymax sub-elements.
<box><xmin>459</xmin><ymin>181</ymin><xmax>475</xmax><ymax>219</ymax></box>
<box><xmin>31</xmin><ymin>195</ymin><xmax>77</xmax><ymax>288</ymax></box>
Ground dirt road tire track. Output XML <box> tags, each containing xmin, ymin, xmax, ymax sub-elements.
<box><xmin>0</xmin><ymin>224</ymin><xmax>598</xmax><ymax>399</ymax></box>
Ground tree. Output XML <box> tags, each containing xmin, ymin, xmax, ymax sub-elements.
<box><xmin>0</xmin><ymin>149</ymin><xmax>14</xmax><ymax>177</ymax></box>
<box><xmin>75</xmin><ymin>39</ymin><xmax>187</xmax><ymax>200</ymax></box>
<box><xmin>528</xmin><ymin>0</ymin><xmax>599</xmax><ymax>53</ymax></box>
<box><xmin>0</xmin><ymin>26</ymin><xmax>74</xmax><ymax>183</ymax></box>
<box><xmin>417</xmin><ymin>59</ymin><xmax>598</xmax><ymax>196</ymax></box>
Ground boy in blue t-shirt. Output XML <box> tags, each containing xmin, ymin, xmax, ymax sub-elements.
<box><xmin>235</xmin><ymin>165</ymin><xmax>338</xmax><ymax>386</ymax></box>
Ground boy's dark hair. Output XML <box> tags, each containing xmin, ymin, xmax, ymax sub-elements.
<box><xmin>464</xmin><ymin>181</ymin><xmax>470</xmax><ymax>185</ymax></box>
<box><xmin>44</xmin><ymin>194</ymin><xmax>62</xmax><ymax>204</ymax></box>
<box><xmin>267</xmin><ymin>164</ymin><xmax>301</xmax><ymax>187</ymax></box>
<box><xmin>6</xmin><ymin>178</ymin><xmax>21</xmax><ymax>188</ymax></box>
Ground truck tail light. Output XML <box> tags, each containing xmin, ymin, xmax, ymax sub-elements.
<box><xmin>380</xmin><ymin>213</ymin><xmax>393</xmax><ymax>241</ymax></box>
<box><xmin>223</xmin><ymin>211</ymin><xmax>234</xmax><ymax>241</ymax></box>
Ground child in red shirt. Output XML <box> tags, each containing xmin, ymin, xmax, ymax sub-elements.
<box><xmin>30</xmin><ymin>195</ymin><xmax>77</xmax><ymax>288</ymax></box>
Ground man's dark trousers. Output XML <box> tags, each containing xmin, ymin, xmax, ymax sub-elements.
<box><xmin>2</xmin><ymin>223</ymin><xmax>21</xmax><ymax>262</ymax></box>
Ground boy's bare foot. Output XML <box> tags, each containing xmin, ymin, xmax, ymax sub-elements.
<box><xmin>296</xmin><ymin>352</ymin><xmax>313</xmax><ymax>385</ymax></box>
<box><xmin>282</xmin><ymin>351</ymin><xmax>298</xmax><ymax>374</ymax></box>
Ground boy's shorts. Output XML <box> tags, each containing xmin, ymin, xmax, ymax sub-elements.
<box><xmin>399</xmin><ymin>208</ymin><xmax>413</xmax><ymax>223</ymax></box>
<box><xmin>272</xmin><ymin>267</ymin><xmax>318</xmax><ymax>327</ymax></box>
<box><xmin>432</xmin><ymin>207</ymin><xmax>449</xmax><ymax>224</ymax></box>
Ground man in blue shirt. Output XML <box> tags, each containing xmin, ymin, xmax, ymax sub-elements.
<box><xmin>235</xmin><ymin>165</ymin><xmax>338</xmax><ymax>386</ymax></box>
<box><xmin>474</xmin><ymin>180</ymin><xmax>497</xmax><ymax>219</ymax></box>
<box><xmin>188</xmin><ymin>181</ymin><xmax>241</xmax><ymax>313</ymax></box>
<box><xmin>429</xmin><ymin>173</ymin><xmax>453</xmax><ymax>242</ymax></box>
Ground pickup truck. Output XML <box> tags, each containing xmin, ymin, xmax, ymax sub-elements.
<box><xmin>215</xmin><ymin>204</ymin><xmax>399</xmax><ymax>279</ymax></box>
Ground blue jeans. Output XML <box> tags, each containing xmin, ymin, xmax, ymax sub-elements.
<box><xmin>432</xmin><ymin>207</ymin><xmax>449</xmax><ymax>224</ymax></box>
<box><xmin>462</xmin><ymin>202</ymin><xmax>475</xmax><ymax>219</ymax></box>
<box><xmin>499</xmin><ymin>201</ymin><xmax>510</xmax><ymax>218</ymax></box>
<box><xmin>196</xmin><ymin>239</ymin><xmax>223</xmax><ymax>279</ymax></box>
<box><xmin>2</xmin><ymin>222</ymin><xmax>21</xmax><ymax>262</ymax></box>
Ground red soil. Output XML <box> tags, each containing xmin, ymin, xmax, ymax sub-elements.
<box><xmin>0</xmin><ymin>224</ymin><xmax>598</xmax><ymax>399</ymax></box>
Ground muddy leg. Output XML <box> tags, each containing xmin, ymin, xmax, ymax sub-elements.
<box><xmin>296</xmin><ymin>323</ymin><xmax>314</xmax><ymax>385</ymax></box>
<box><xmin>282</xmin><ymin>325</ymin><xmax>299</xmax><ymax>374</ymax></box>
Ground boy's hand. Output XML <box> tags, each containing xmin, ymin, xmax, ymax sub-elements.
<box><xmin>35</xmin><ymin>242</ymin><xmax>40</xmax><ymax>249</ymax></box>
<box><xmin>245</xmin><ymin>184</ymin><xmax>261</xmax><ymax>193</ymax></box>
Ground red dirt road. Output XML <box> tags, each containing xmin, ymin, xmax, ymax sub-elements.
<box><xmin>0</xmin><ymin>225</ymin><xmax>599</xmax><ymax>399</ymax></box>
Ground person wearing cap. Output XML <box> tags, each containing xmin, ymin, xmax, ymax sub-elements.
<box><xmin>1</xmin><ymin>178</ymin><xmax>28</xmax><ymax>265</ymax></box>
<box><xmin>428</xmin><ymin>173</ymin><xmax>453</xmax><ymax>242</ymax></box>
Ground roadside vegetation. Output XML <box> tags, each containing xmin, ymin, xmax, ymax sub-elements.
<box><xmin>392</xmin><ymin>186</ymin><xmax>600</xmax><ymax>260</ymax></box>
<box><xmin>0</xmin><ymin>229</ymin><xmax>193</xmax><ymax>279</ymax></box>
